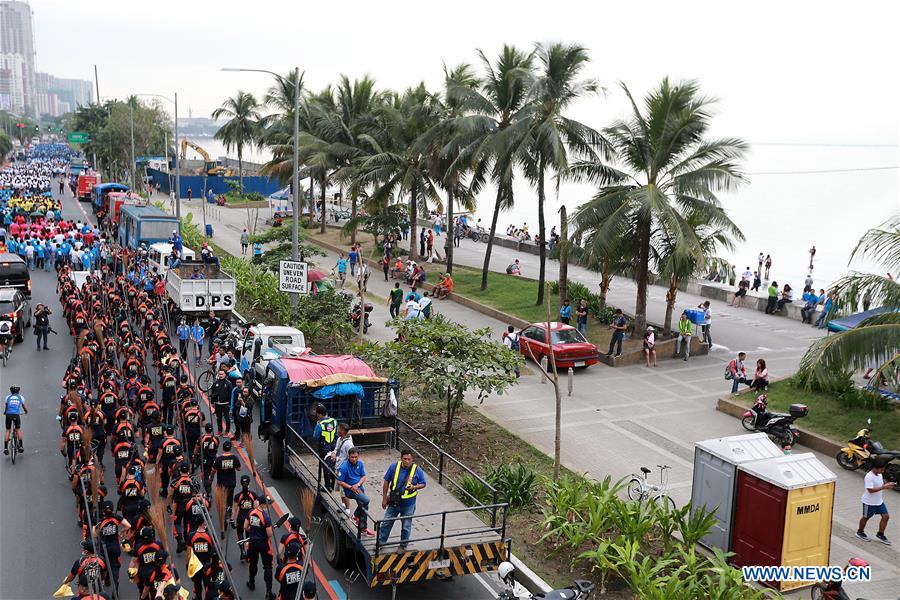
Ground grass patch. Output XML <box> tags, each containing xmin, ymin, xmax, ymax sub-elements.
<box><xmin>737</xmin><ymin>379</ymin><xmax>900</xmax><ymax>447</ymax></box>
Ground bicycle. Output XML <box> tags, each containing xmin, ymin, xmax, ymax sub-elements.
<box><xmin>8</xmin><ymin>420</ymin><xmax>19</xmax><ymax>464</ymax></box>
<box><xmin>467</xmin><ymin>229</ymin><xmax>490</xmax><ymax>243</ymax></box>
<box><xmin>627</xmin><ymin>464</ymin><xmax>676</xmax><ymax>510</ymax></box>
<box><xmin>0</xmin><ymin>338</ymin><xmax>10</xmax><ymax>367</ymax></box>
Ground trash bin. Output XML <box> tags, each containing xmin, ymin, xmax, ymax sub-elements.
<box><xmin>205</xmin><ymin>224</ymin><xmax>213</xmax><ymax>238</ymax></box>
<box><xmin>690</xmin><ymin>433</ymin><xmax>784</xmax><ymax>552</ymax></box>
<box><xmin>730</xmin><ymin>453</ymin><xmax>836</xmax><ymax>591</ymax></box>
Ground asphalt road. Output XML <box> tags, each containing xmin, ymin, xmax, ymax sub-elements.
<box><xmin>0</xmin><ymin>187</ymin><xmax>506</xmax><ymax>600</ymax></box>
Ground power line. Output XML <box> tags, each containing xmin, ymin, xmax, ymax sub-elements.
<box><xmin>749</xmin><ymin>165</ymin><xmax>899</xmax><ymax>175</ymax></box>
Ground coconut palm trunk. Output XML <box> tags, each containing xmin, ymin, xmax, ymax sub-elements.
<box><xmin>350</xmin><ymin>188</ymin><xmax>358</xmax><ymax>245</ymax></box>
<box><xmin>536</xmin><ymin>161</ymin><xmax>547</xmax><ymax>306</ymax></box>
<box><xmin>445</xmin><ymin>187</ymin><xmax>454</xmax><ymax>273</ymax></box>
<box><xmin>599</xmin><ymin>265</ymin><xmax>610</xmax><ymax>308</ymax></box>
<box><xmin>480</xmin><ymin>185</ymin><xmax>506</xmax><ymax>291</ymax></box>
<box><xmin>664</xmin><ymin>275</ymin><xmax>678</xmax><ymax>334</ymax></box>
<box><xmin>409</xmin><ymin>181</ymin><xmax>418</xmax><ymax>259</ymax></box>
<box><xmin>237</xmin><ymin>145</ymin><xmax>243</xmax><ymax>192</ymax></box>
<box><xmin>319</xmin><ymin>173</ymin><xmax>327</xmax><ymax>233</ymax></box>
<box><xmin>634</xmin><ymin>215</ymin><xmax>652</xmax><ymax>332</ymax></box>
<box><xmin>558</xmin><ymin>204</ymin><xmax>568</xmax><ymax>305</ymax></box>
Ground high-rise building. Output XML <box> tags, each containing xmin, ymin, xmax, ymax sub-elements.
<box><xmin>0</xmin><ymin>0</ymin><xmax>36</xmax><ymax>114</ymax></box>
<box><xmin>36</xmin><ymin>71</ymin><xmax>93</xmax><ymax>116</ymax></box>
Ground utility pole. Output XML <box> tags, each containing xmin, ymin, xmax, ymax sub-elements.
<box><xmin>291</xmin><ymin>66</ymin><xmax>301</xmax><ymax>316</ymax></box>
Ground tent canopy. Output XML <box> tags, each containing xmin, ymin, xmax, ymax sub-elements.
<box><xmin>279</xmin><ymin>355</ymin><xmax>386</xmax><ymax>387</ymax></box>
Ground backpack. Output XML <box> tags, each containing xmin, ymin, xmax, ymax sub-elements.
<box><xmin>724</xmin><ymin>360</ymin><xmax>735</xmax><ymax>380</ymax></box>
<box><xmin>0</xmin><ymin>321</ymin><xmax>11</xmax><ymax>335</ymax></box>
<box><xmin>507</xmin><ymin>333</ymin><xmax>520</xmax><ymax>351</ymax></box>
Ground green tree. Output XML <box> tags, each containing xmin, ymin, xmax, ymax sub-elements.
<box><xmin>797</xmin><ymin>215</ymin><xmax>900</xmax><ymax>391</ymax></box>
<box><xmin>354</xmin><ymin>315</ymin><xmax>522</xmax><ymax>434</ymax></box>
<box><xmin>212</xmin><ymin>91</ymin><xmax>262</xmax><ymax>191</ymax></box>
<box><xmin>571</xmin><ymin>79</ymin><xmax>747</xmax><ymax>332</ymax></box>
<box><xmin>0</xmin><ymin>131</ymin><xmax>11</xmax><ymax>161</ymax></box>
<box><xmin>522</xmin><ymin>43</ymin><xmax>603</xmax><ymax>306</ymax></box>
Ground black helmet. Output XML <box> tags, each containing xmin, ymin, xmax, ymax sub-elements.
<box><xmin>222</xmin><ymin>440</ymin><xmax>232</xmax><ymax>451</ymax></box>
<box><xmin>155</xmin><ymin>549</ymin><xmax>169</xmax><ymax>564</ymax></box>
<box><xmin>9</xmin><ymin>385</ymin><xmax>19</xmax><ymax>394</ymax></box>
<box><xmin>179</xmin><ymin>463</ymin><xmax>190</xmax><ymax>474</ymax></box>
<box><xmin>139</xmin><ymin>526</ymin><xmax>154</xmax><ymax>542</ymax></box>
<box><xmin>288</xmin><ymin>516</ymin><xmax>302</xmax><ymax>531</ymax></box>
<box><xmin>240</xmin><ymin>475</ymin><xmax>251</xmax><ymax>488</ymax></box>
<box><xmin>68</xmin><ymin>412</ymin><xmax>79</xmax><ymax>422</ymax></box>
<box><xmin>164</xmin><ymin>424</ymin><xmax>175</xmax><ymax>435</ymax></box>
<box><xmin>102</xmin><ymin>500</ymin><xmax>114</xmax><ymax>514</ymax></box>
<box><xmin>204</xmin><ymin>423</ymin><xmax>213</xmax><ymax>433</ymax></box>
<box><xmin>285</xmin><ymin>541</ymin><xmax>301</xmax><ymax>558</ymax></box>
<box><xmin>81</xmin><ymin>539</ymin><xmax>95</xmax><ymax>553</ymax></box>
<box><xmin>138</xmin><ymin>498</ymin><xmax>152</xmax><ymax>512</ymax></box>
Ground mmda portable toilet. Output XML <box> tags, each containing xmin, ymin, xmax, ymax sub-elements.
<box><xmin>691</xmin><ymin>433</ymin><xmax>784</xmax><ymax>551</ymax></box>
<box><xmin>730</xmin><ymin>452</ymin><xmax>836</xmax><ymax>591</ymax></box>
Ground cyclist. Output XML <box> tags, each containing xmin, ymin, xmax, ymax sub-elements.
<box><xmin>4</xmin><ymin>385</ymin><xmax>27</xmax><ymax>454</ymax></box>
<box><xmin>0</xmin><ymin>318</ymin><xmax>13</xmax><ymax>360</ymax></box>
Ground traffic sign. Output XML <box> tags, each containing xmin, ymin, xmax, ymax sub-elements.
<box><xmin>67</xmin><ymin>131</ymin><xmax>89</xmax><ymax>144</ymax></box>
<box><xmin>279</xmin><ymin>260</ymin><xmax>308</xmax><ymax>294</ymax></box>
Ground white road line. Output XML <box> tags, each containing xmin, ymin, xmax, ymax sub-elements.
<box><xmin>268</xmin><ymin>487</ymin><xmax>289</xmax><ymax>515</ymax></box>
<box><xmin>473</xmin><ymin>572</ymin><xmax>499</xmax><ymax>595</ymax></box>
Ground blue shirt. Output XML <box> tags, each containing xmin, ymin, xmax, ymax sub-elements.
<box><xmin>336</xmin><ymin>258</ymin><xmax>348</xmax><ymax>274</ymax></box>
<box><xmin>4</xmin><ymin>394</ymin><xmax>25</xmax><ymax>415</ymax></box>
<box><xmin>560</xmin><ymin>304</ymin><xmax>572</xmax><ymax>319</ymax></box>
<box><xmin>405</xmin><ymin>291</ymin><xmax>422</xmax><ymax>303</ymax></box>
<box><xmin>383</xmin><ymin>462</ymin><xmax>427</xmax><ymax>508</ymax></box>
<box><xmin>190</xmin><ymin>324</ymin><xmax>205</xmax><ymax>342</ymax></box>
<box><xmin>176</xmin><ymin>324</ymin><xmax>190</xmax><ymax>340</ymax></box>
<box><xmin>338</xmin><ymin>459</ymin><xmax>366</xmax><ymax>489</ymax></box>
<box><xmin>348</xmin><ymin>250</ymin><xmax>358</xmax><ymax>265</ymax></box>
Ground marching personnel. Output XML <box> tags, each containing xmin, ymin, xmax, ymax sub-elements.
<box><xmin>60</xmin><ymin>411</ymin><xmax>85</xmax><ymax>469</ymax></box>
<box><xmin>275</xmin><ymin>541</ymin><xmax>303</xmax><ymax>600</ymax></box>
<box><xmin>117</xmin><ymin>465</ymin><xmax>146</xmax><ymax>526</ymax></box>
<box><xmin>95</xmin><ymin>500</ymin><xmax>130</xmax><ymax>587</ymax></box>
<box><xmin>144</xmin><ymin>550</ymin><xmax>179</xmax><ymax>600</ymax></box>
<box><xmin>183</xmin><ymin>493</ymin><xmax>211</xmax><ymax>544</ymax></box>
<box><xmin>182</xmin><ymin>398</ymin><xmax>204</xmax><ymax>458</ymax></box>
<box><xmin>131</xmin><ymin>527</ymin><xmax>162</xmax><ymax>597</ymax></box>
<box><xmin>167</xmin><ymin>462</ymin><xmax>193</xmax><ymax>554</ymax></box>
<box><xmin>188</xmin><ymin>512</ymin><xmax>216</xmax><ymax>599</ymax></box>
<box><xmin>157</xmin><ymin>425</ymin><xmax>182</xmax><ymax>495</ymax></box>
<box><xmin>278</xmin><ymin>516</ymin><xmax>307</xmax><ymax>562</ymax></box>
<box><xmin>244</xmin><ymin>495</ymin><xmax>275</xmax><ymax>599</ymax></box>
<box><xmin>112</xmin><ymin>439</ymin><xmax>134</xmax><ymax>484</ymax></box>
<box><xmin>231</xmin><ymin>475</ymin><xmax>258</xmax><ymax>561</ymax></box>
<box><xmin>195</xmin><ymin>423</ymin><xmax>219</xmax><ymax>495</ymax></box>
<box><xmin>144</xmin><ymin>413</ymin><xmax>165</xmax><ymax>463</ymax></box>
<box><xmin>85</xmin><ymin>402</ymin><xmax>107</xmax><ymax>467</ymax></box>
<box><xmin>211</xmin><ymin>440</ymin><xmax>240</xmax><ymax>516</ymax></box>
<box><xmin>63</xmin><ymin>540</ymin><xmax>111</xmax><ymax>589</ymax></box>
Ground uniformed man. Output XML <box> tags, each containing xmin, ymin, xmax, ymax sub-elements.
<box><xmin>231</xmin><ymin>475</ymin><xmax>258</xmax><ymax>561</ymax></box>
<box><xmin>211</xmin><ymin>440</ymin><xmax>240</xmax><ymax>518</ymax></box>
<box><xmin>278</xmin><ymin>516</ymin><xmax>307</xmax><ymax>562</ymax></box>
<box><xmin>189</xmin><ymin>514</ymin><xmax>215</xmax><ymax>599</ymax></box>
<box><xmin>157</xmin><ymin>425</ymin><xmax>182</xmax><ymax>495</ymax></box>
<box><xmin>312</xmin><ymin>404</ymin><xmax>337</xmax><ymax>490</ymax></box>
<box><xmin>244</xmin><ymin>495</ymin><xmax>274</xmax><ymax>599</ymax></box>
<box><xmin>95</xmin><ymin>500</ymin><xmax>130</xmax><ymax>587</ymax></box>
<box><xmin>275</xmin><ymin>541</ymin><xmax>303</xmax><ymax>600</ymax></box>
<box><xmin>63</xmin><ymin>539</ymin><xmax>111</xmax><ymax>589</ymax></box>
<box><xmin>195</xmin><ymin>423</ymin><xmax>219</xmax><ymax>495</ymax></box>
<box><xmin>167</xmin><ymin>462</ymin><xmax>194</xmax><ymax>553</ymax></box>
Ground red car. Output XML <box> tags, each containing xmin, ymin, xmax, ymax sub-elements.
<box><xmin>517</xmin><ymin>322</ymin><xmax>599</xmax><ymax>369</ymax></box>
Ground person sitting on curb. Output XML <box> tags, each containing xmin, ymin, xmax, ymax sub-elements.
<box><xmin>726</xmin><ymin>351</ymin><xmax>751</xmax><ymax>394</ymax></box>
<box><xmin>675</xmin><ymin>312</ymin><xmax>692</xmax><ymax>361</ymax></box>
<box><xmin>434</xmin><ymin>273</ymin><xmax>454</xmax><ymax>299</ymax></box>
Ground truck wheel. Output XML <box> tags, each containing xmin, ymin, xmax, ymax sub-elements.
<box><xmin>323</xmin><ymin>514</ymin><xmax>349</xmax><ymax>569</ymax></box>
<box><xmin>268</xmin><ymin>435</ymin><xmax>285</xmax><ymax>479</ymax></box>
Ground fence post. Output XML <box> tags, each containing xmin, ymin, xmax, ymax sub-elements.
<box><xmin>491</xmin><ymin>490</ymin><xmax>498</xmax><ymax>529</ymax></box>
<box><xmin>438</xmin><ymin>451</ymin><xmax>445</xmax><ymax>486</ymax></box>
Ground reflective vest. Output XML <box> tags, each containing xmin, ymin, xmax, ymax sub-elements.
<box><xmin>317</xmin><ymin>417</ymin><xmax>337</xmax><ymax>444</ymax></box>
<box><xmin>390</xmin><ymin>463</ymin><xmax>419</xmax><ymax>500</ymax></box>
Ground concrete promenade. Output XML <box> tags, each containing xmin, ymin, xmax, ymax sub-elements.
<box><xmin>164</xmin><ymin>196</ymin><xmax>898</xmax><ymax>598</ymax></box>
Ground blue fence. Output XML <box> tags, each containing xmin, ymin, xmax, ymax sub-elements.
<box><xmin>146</xmin><ymin>168</ymin><xmax>282</xmax><ymax>198</ymax></box>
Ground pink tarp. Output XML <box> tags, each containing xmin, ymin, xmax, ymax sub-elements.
<box><xmin>279</xmin><ymin>355</ymin><xmax>384</xmax><ymax>386</ymax></box>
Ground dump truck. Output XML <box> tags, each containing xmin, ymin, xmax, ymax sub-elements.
<box><xmin>164</xmin><ymin>262</ymin><xmax>236</xmax><ymax>317</ymax></box>
<box><xmin>260</xmin><ymin>355</ymin><xmax>511</xmax><ymax>589</ymax></box>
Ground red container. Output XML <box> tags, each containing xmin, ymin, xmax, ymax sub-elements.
<box><xmin>730</xmin><ymin>470</ymin><xmax>787</xmax><ymax>569</ymax></box>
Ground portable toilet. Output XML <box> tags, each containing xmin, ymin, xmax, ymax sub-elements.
<box><xmin>730</xmin><ymin>453</ymin><xmax>836</xmax><ymax>591</ymax></box>
<box><xmin>691</xmin><ymin>433</ymin><xmax>784</xmax><ymax>551</ymax></box>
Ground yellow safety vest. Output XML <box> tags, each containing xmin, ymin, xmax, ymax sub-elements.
<box><xmin>391</xmin><ymin>463</ymin><xmax>419</xmax><ymax>500</ymax></box>
<box><xmin>318</xmin><ymin>417</ymin><xmax>337</xmax><ymax>444</ymax></box>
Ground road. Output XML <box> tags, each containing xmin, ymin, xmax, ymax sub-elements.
<box><xmin>0</xmin><ymin>189</ymin><xmax>506</xmax><ymax>600</ymax></box>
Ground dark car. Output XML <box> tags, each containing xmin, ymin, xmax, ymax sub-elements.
<box><xmin>518</xmin><ymin>322</ymin><xmax>600</xmax><ymax>369</ymax></box>
<box><xmin>0</xmin><ymin>288</ymin><xmax>32</xmax><ymax>343</ymax></box>
<box><xmin>0</xmin><ymin>253</ymin><xmax>32</xmax><ymax>297</ymax></box>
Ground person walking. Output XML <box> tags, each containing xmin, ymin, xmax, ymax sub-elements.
<box><xmin>335</xmin><ymin>253</ymin><xmax>348</xmax><ymax>288</ymax></box>
<box><xmin>699</xmin><ymin>301</ymin><xmax>712</xmax><ymax>348</ymax></box>
<box><xmin>575</xmin><ymin>299</ymin><xmax>588</xmax><ymax>337</ymax></box>
<box><xmin>190</xmin><ymin>318</ymin><xmax>205</xmax><ymax>363</ymax></box>
<box><xmin>502</xmin><ymin>326</ymin><xmax>521</xmax><ymax>378</ymax></box>
<box><xmin>605</xmin><ymin>309</ymin><xmax>627</xmax><ymax>358</ymax></box>
<box><xmin>764</xmin><ymin>255</ymin><xmax>772</xmax><ymax>280</ymax></box>
<box><xmin>252</xmin><ymin>241</ymin><xmax>263</xmax><ymax>264</ymax></box>
<box><xmin>751</xmin><ymin>271</ymin><xmax>762</xmax><ymax>292</ymax></box>
<box><xmin>389</xmin><ymin>283</ymin><xmax>403</xmax><ymax>319</ymax></box>
<box><xmin>418</xmin><ymin>228</ymin><xmax>426</xmax><ymax>258</ymax></box>
<box><xmin>348</xmin><ymin>245</ymin><xmax>359</xmax><ymax>277</ymax></box>
<box><xmin>34</xmin><ymin>303</ymin><xmax>51</xmax><ymax>351</ymax></box>
<box><xmin>765</xmin><ymin>282</ymin><xmax>779</xmax><ymax>314</ymax></box>
<box><xmin>757</xmin><ymin>252</ymin><xmax>764</xmax><ymax>276</ymax></box>
<box><xmin>808</xmin><ymin>245</ymin><xmax>816</xmax><ymax>270</ymax></box>
<box><xmin>176</xmin><ymin>318</ymin><xmax>190</xmax><ymax>360</ymax></box>
<box><xmin>381</xmin><ymin>255</ymin><xmax>390</xmax><ymax>281</ymax></box>
<box><xmin>675</xmin><ymin>312</ymin><xmax>692</xmax><ymax>361</ymax></box>
<box><xmin>240</xmin><ymin>229</ymin><xmax>249</xmax><ymax>255</ymax></box>
<box><xmin>643</xmin><ymin>326</ymin><xmax>657</xmax><ymax>367</ymax></box>
<box><xmin>559</xmin><ymin>299</ymin><xmax>572</xmax><ymax>325</ymax></box>
<box><xmin>857</xmin><ymin>457</ymin><xmax>894</xmax><ymax>545</ymax></box>
<box><xmin>379</xmin><ymin>450</ymin><xmax>427</xmax><ymax>550</ymax></box>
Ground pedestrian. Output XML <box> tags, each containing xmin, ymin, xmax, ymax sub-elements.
<box><xmin>559</xmin><ymin>299</ymin><xmax>572</xmax><ymax>324</ymax></box>
<box><xmin>190</xmin><ymin>318</ymin><xmax>205</xmax><ymax>362</ymax></box>
<box><xmin>419</xmin><ymin>228</ymin><xmax>426</xmax><ymax>258</ymax></box>
<box><xmin>605</xmin><ymin>308</ymin><xmax>627</xmax><ymax>358</ymax></box>
<box><xmin>751</xmin><ymin>270</ymin><xmax>762</xmax><ymax>292</ymax></box>
<box><xmin>426</xmin><ymin>229</ymin><xmax>434</xmax><ymax>259</ymax></box>
<box><xmin>210</xmin><ymin>371</ymin><xmax>232</xmax><ymax>436</ymax></box>
<box><xmin>379</xmin><ymin>450</ymin><xmax>427</xmax><ymax>550</ymax></box>
<box><xmin>757</xmin><ymin>252</ymin><xmax>764</xmax><ymax>275</ymax></box>
<box><xmin>186</xmin><ymin>187</ymin><xmax>193</xmax><ymax>202</ymax></box>
<box><xmin>856</xmin><ymin>457</ymin><xmax>895</xmax><ymax>545</ymax></box>
<box><xmin>240</xmin><ymin>229</ymin><xmax>249</xmax><ymax>255</ymax></box>
<box><xmin>726</xmin><ymin>351</ymin><xmax>750</xmax><ymax>394</ymax></box>
<box><xmin>675</xmin><ymin>312</ymin><xmax>692</xmax><ymax>361</ymax></box>
<box><xmin>348</xmin><ymin>245</ymin><xmax>359</xmax><ymax>277</ymax></box>
<box><xmin>389</xmin><ymin>283</ymin><xmax>403</xmax><ymax>319</ymax></box>
<box><xmin>419</xmin><ymin>292</ymin><xmax>432</xmax><ymax>319</ymax></box>
<box><xmin>643</xmin><ymin>326</ymin><xmax>657</xmax><ymax>367</ymax></box>
<box><xmin>335</xmin><ymin>253</ymin><xmax>348</xmax><ymax>288</ymax></box>
<box><xmin>804</xmin><ymin>273</ymin><xmax>814</xmax><ymax>292</ymax></box>
<box><xmin>765</xmin><ymin>282</ymin><xmax>779</xmax><ymax>314</ymax></box>
<box><xmin>176</xmin><ymin>317</ymin><xmax>190</xmax><ymax>360</ymax></box>
<box><xmin>699</xmin><ymin>301</ymin><xmax>712</xmax><ymax>347</ymax></box>
<box><xmin>356</xmin><ymin>260</ymin><xmax>370</xmax><ymax>293</ymax></box>
<box><xmin>337</xmin><ymin>448</ymin><xmax>375</xmax><ymax>536</ymax></box>
<box><xmin>750</xmin><ymin>359</ymin><xmax>768</xmax><ymax>391</ymax></box>
<box><xmin>575</xmin><ymin>299</ymin><xmax>588</xmax><ymax>337</ymax></box>
<box><xmin>502</xmin><ymin>325</ymin><xmax>521</xmax><ymax>378</ymax></box>
<box><xmin>34</xmin><ymin>303</ymin><xmax>51</xmax><ymax>351</ymax></box>
<box><xmin>808</xmin><ymin>245</ymin><xmax>816</xmax><ymax>270</ymax></box>
<box><xmin>381</xmin><ymin>255</ymin><xmax>390</xmax><ymax>281</ymax></box>
<box><xmin>764</xmin><ymin>254</ymin><xmax>772</xmax><ymax>280</ymax></box>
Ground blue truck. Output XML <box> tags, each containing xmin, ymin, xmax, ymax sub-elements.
<box><xmin>117</xmin><ymin>205</ymin><xmax>180</xmax><ymax>249</ymax></box>
<box><xmin>257</xmin><ymin>355</ymin><xmax>510</xmax><ymax>590</ymax></box>
<box><xmin>92</xmin><ymin>182</ymin><xmax>129</xmax><ymax>215</ymax></box>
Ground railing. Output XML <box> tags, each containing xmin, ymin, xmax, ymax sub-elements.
<box><xmin>284</xmin><ymin>421</ymin><xmax>509</xmax><ymax>557</ymax></box>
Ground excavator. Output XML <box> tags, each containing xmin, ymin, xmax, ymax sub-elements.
<box><xmin>179</xmin><ymin>138</ymin><xmax>230</xmax><ymax>176</ymax></box>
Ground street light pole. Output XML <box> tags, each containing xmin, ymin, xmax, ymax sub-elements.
<box><xmin>129</xmin><ymin>102</ymin><xmax>136</xmax><ymax>190</ymax></box>
<box><xmin>174</xmin><ymin>92</ymin><xmax>180</xmax><ymax>220</ymax></box>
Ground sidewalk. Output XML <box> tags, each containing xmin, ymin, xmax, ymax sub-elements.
<box><xmin>163</xmin><ymin>196</ymin><xmax>898</xmax><ymax>598</ymax></box>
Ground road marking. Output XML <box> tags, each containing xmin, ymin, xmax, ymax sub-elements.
<box><xmin>327</xmin><ymin>581</ymin><xmax>347</xmax><ymax>600</ymax></box>
<box><xmin>473</xmin><ymin>572</ymin><xmax>499</xmax><ymax>595</ymax></box>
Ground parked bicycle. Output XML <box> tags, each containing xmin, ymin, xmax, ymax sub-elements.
<box><xmin>467</xmin><ymin>228</ymin><xmax>490</xmax><ymax>243</ymax></box>
<box><xmin>627</xmin><ymin>464</ymin><xmax>675</xmax><ymax>510</ymax></box>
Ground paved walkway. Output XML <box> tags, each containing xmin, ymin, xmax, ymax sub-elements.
<box><xmin>162</xmin><ymin>195</ymin><xmax>898</xmax><ymax>598</ymax></box>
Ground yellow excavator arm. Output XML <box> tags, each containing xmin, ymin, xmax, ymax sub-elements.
<box><xmin>179</xmin><ymin>138</ymin><xmax>211</xmax><ymax>162</ymax></box>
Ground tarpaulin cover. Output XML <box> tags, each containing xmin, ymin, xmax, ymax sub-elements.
<box><xmin>280</xmin><ymin>355</ymin><xmax>386</xmax><ymax>387</ymax></box>
<box><xmin>827</xmin><ymin>306</ymin><xmax>892</xmax><ymax>332</ymax></box>
<box><xmin>312</xmin><ymin>382</ymin><xmax>365</xmax><ymax>399</ymax></box>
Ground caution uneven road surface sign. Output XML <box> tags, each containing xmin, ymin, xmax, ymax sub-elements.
<box><xmin>279</xmin><ymin>260</ymin><xmax>308</xmax><ymax>294</ymax></box>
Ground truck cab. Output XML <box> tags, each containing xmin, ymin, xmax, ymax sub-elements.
<box><xmin>148</xmin><ymin>243</ymin><xmax>196</xmax><ymax>277</ymax></box>
<box><xmin>239</xmin><ymin>324</ymin><xmax>307</xmax><ymax>381</ymax></box>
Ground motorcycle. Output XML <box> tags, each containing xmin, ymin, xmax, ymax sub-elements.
<box><xmin>741</xmin><ymin>393</ymin><xmax>807</xmax><ymax>447</ymax></box>
<box><xmin>496</xmin><ymin>561</ymin><xmax>595</xmax><ymax>600</ymax></box>
<box><xmin>809</xmin><ymin>557</ymin><xmax>871</xmax><ymax>600</ymax></box>
<box><xmin>835</xmin><ymin>418</ymin><xmax>900</xmax><ymax>487</ymax></box>
<box><xmin>349</xmin><ymin>301</ymin><xmax>373</xmax><ymax>333</ymax></box>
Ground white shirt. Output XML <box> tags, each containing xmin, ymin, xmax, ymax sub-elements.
<box><xmin>503</xmin><ymin>333</ymin><xmax>518</xmax><ymax>349</ymax></box>
<box><xmin>742</xmin><ymin>270</ymin><xmax>753</xmax><ymax>281</ymax></box>
<box><xmin>862</xmin><ymin>471</ymin><xmax>884</xmax><ymax>506</ymax></box>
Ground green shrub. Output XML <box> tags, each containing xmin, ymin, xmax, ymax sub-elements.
<box><xmin>485</xmin><ymin>463</ymin><xmax>538</xmax><ymax>509</ymax></box>
<box><xmin>457</xmin><ymin>473</ymin><xmax>493</xmax><ymax>507</ymax></box>
<box><xmin>550</xmin><ymin>280</ymin><xmax>620</xmax><ymax>324</ymax></box>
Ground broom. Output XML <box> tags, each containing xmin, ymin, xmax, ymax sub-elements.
<box><xmin>145</xmin><ymin>463</ymin><xmax>161</xmax><ymax>502</ymax></box>
<box><xmin>214</xmin><ymin>484</ymin><xmax>228</xmax><ymax>534</ymax></box>
<box><xmin>81</xmin><ymin>423</ymin><xmax>93</xmax><ymax>464</ymax></box>
<box><xmin>301</xmin><ymin>488</ymin><xmax>315</xmax><ymax>530</ymax></box>
<box><xmin>148</xmin><ymin>502</ymin><xmax>170</xmax><ymax>553</ymax></box>
<box><xmin>242</xmin><ymin>432</ymin><xmax>256</xmax><ymax>476</ymax></box>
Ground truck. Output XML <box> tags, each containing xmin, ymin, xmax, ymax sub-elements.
<box><xmin>238</xmin><ymin>324</ymin><xmax>307</xmax><ymax>381</ymax></box>
<box><xmin>107</xmin><ymin>191</ymin><xmax>146</xmax><ymax>227</ymax></box>
<box><xmin>117</xmin><ymin>205</ymin><xmax>180</xmax><ymax>249</ymax></box>
<box><xmin>92</xmin><ymin>182</ymin><xmax>129</xmax><ymax>215</ymax></box>
<box><xmin>77</xmin><ymin>171</ymin><xmax>101</xmax><ymax>202</ymax></box>
<box><xmin>260</xmin><ymin>355</ymin><xmax>510</xmax><ymax>590</ymax></box>
<box><xmin>165</xmin><ymin>262</ymin><xmax>236</xmax><ymax>316</ymax></box>
<box><xmin>148</xmin><ymin>243</ymin><xmax>196</xmax><ymax>277</ymax></box>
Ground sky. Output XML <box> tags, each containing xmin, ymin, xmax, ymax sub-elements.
<box><xmin>26</xmin><ymin>0</ymin><xmax>900</xmax><ymax>284</ymax></box>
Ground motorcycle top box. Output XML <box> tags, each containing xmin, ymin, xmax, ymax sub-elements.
<box><xmin>788</xmin><ymin>403</ymin><xmax>808</xmax><ymax>418</ymax></box>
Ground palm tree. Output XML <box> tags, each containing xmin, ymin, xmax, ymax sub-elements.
<box><xmin>0</xmin><ymin>131</ymin><xmax>12</xmax><ymax>161</ymax></box>
<box><xmin>452</xmin><ymin>45</ymin><xmax>535</xmax><ymax>290</ymax></box>
<box><xmin>522</xmin><ymin>43</ymin><xmax>604</xmax><ymax>306</ymax></box>
<box><xmin>797</xmin><ymin>215</ymin><xmax>900</xmax><ymax>390</ymax></box>
<box><xmin>361</xmin><ymin>84</ymin><xmax>443</xmax><ymax>260</ymax></box>
<box><xmin>212</xmin><ymin>91</ymin><xmax>262</xmax><ymax>192</ymax></box>
<box><xmin>656</xmin><ymin>212</ymin><xmax>739</xmax><ymax>333</ymax></box>
<box><xmin>570</xmin><ymin>224</ymin><xmax>635</xmax><ymax>309</ymax></box>
<box><xmin>571</xmin><ymin>79</ymin><xmax>747</xmax><ymax>332</ymax></box>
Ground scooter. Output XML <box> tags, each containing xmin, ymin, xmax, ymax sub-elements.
<box><xmin>741</xmin><ymin>393</ymin><xmax>807</xmax><ymax>447</ymax></box>
<box><xmin>349</xmin><ymin>301</ymin><xmax>373</xmax><ymax>333</ymax></box>
<box><xmin>835</xmin><ymin>418</ymin><xmax>900</xmax><ymax>487</ymax></box>
<box><xmin>496</xmin><ymin>561</ymin><xmax>595</xmax><ymax>600</ymax></box>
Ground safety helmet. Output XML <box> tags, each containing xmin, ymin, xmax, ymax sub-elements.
<box><xmin>68</xmin><ymin>412</ymin><xmax>79</xmax><ymax>422</ymax></box>
<box><xmin>102</xmin><ymin>500</ymin><xmax>114</xmax><ymax>514</ymax></box>
<box><xmin>204</xmin><ymin>423</ymin><xmax>213</xmax><ymax>433</ymax></box>
<box><xmin>138</xmin><ymin>526</ymin><xmax>154</xmax><ymax>542</ymax></box>
<box><xmin>285</xmin><ymin>541</ymin><xmax>301</xmax><ymax>558</ymax></box>
<box><xmin>498</xmin><ymin>561</ymin><xmax>515</xmax><ymax>584</ymax></box>
<box><xmin>179</xmin><ymin>463</ymin><xmax>190</xmax><ymax>474</ymax></box>
<box><xmin>164</xmin><ymin>424</ymin><xmax>174</xmax><ymax>435</ymax></box>
<box><xmin>240</xmin><ymin>475</ymin><xmax>251</xmax><ymax>487</ymax></box>
<box><xmin>81</xmin><ymin>539</ymin><xmax>95</xmax><ymax>553</ymax></box>
<box><xmin>222</xmin><ymin>440</ymin><xmax>232</xmax><ymax>451</ymax></box>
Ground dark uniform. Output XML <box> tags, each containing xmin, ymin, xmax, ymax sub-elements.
<box><xmin>275</xmin><ymin>557</ymin><xmax>303</xmax><ymax>600</ymax></box>
<box><xmin>232</xmin><ymin>488</ymin><xmax>258</xmax><ymax>560</ymax></box>
<box><xmin>189</xmin><ymin>528</ymin><xmax>215</xmax><ymax>599</ymax></box>
<box><xmin>96</xmin><ymin>510</ymin><xmax>124</xmax><ymax>584</ymax></box>
<box><xmin>212</xmin><ymin>450</ymin><xmax>239</xmax><ymax>506</ymax></box>
<box><xmin>246</xmin><ymin>503</ymin><xmax>274</xmax><ymax>595</ymax></box>
<box><xmin>169</xmin><ymin>472</ymin><xmax>194</xmax><ymax>550</ymax></box>
<box><xmin>197</xmin><ymin>432</ymin><xmax>219</xmax><ymax>494</ymax></box>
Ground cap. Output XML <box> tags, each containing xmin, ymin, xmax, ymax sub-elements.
<box><xmin>288</xmin><ymin>516</ymin><xmax>302</xmax><ymax>530</ymax></box>
<box><xmin>81</xmin><ymin>539</ymin><xmax>94</xmax><ymax>553</ymax></box>
<box><xmin>285</xmin><ymin>541</ymin><xmax>301</xmax><ymax>557</ymax></box>
<box><xmin>223</xmin><ymin>440</ymin><xmax>232</xmax><ymax>451</ymax></box>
